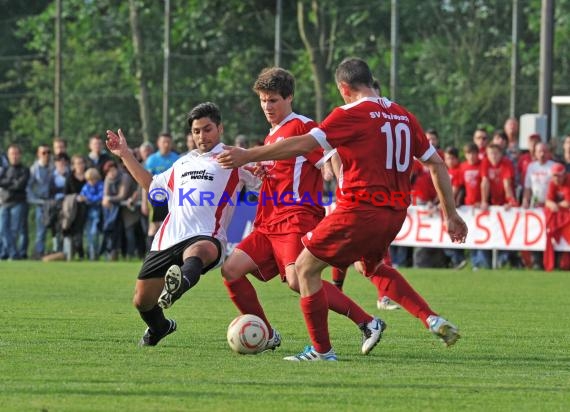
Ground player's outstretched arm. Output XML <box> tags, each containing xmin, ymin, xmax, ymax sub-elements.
<box><xmin>218</xmin><ymin>134</ymin><xmax>319</xmax><ymax>168</ymax></box>
<box><xmin>106</xmin><ymin>129</ymin><xmax>153</xmax><ymax>191</ymax></box>
<box><xmin>424</xmin><ymin>152</ymin><xmax>468</xmax><ymax>243</ymax></box>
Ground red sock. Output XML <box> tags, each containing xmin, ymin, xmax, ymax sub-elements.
<box><xmin>368</xmin><ymin>264</ymin><xmax>436</xmax><ymax>327</ymax></box>
<box><xmin>300</xmin><ymin>286</ymin><xmax>331</xmax><ymax>353</ymax></box>
<box><xmin>331</xmin><ymin>266</ymin><xmax>347</xmax><ymax>290</ymax></box>
<box><xmin>224</xmin><ymin>277</ymin><xmax>273</xmax><ymax>332</ymax></box>
<box><xmin>322</xmin><ymin>281</ymin><xmax>372</xmax><ymax>325</ymax></box>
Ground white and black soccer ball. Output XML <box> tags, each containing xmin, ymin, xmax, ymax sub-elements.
<box><xmin>227</xmin><ymin>314</ymin><xmax>269</xmax><ymax>355</ymax></box>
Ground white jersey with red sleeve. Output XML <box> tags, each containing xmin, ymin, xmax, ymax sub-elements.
<box><xmin>148</xmin><ymin>143</ymin><xmax>259</xmax><ymax>252</ymax></box>
<box><xmin>254</xmin><ymin>112</ymin><xmax>325</xmax><ymax>233</ymax></box>
<box><xmin>309</xmin><ymin>97</ymin><xmax>434</xmax><ymax>210</ymax></box>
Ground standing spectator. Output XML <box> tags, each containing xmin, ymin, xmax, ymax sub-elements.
<box><xmin>517</xmin><ymin>134</ymin><xmax>542</xmax><ymax>188</ymax></box>
<box><xmin>27</xmin><ymin>144</ymin><xmax>53</xmax><ymax>259</ymax></box>
<box><xmin>101</xmin><ymin>160</ymin><xmax>123</xmax><ymax>260</ymax></box>
<box><xmin>521</xmin><ymin>143</ymin><xmax>555</xmax><ymax>269</ymax></box>
<box><xmin>522</xmin><ymin>143</ymin><xmax>556</xmax><ymax>209</ymax></box>
<box><xmin>503</xmin><ymin>117</ymin><xmax>519</xmax><ymax>152</ymax></box>
<box><xmin>85</xmin><ymin>135</ymin><xmax>112</xmax><ymax>173</ymax></box>
<box><xmin>79</xmin><ymin>168</ymin><xmax>104</xmax><ymax>261</ymax></box>
<box><xmin>138</xmin><ymin>142</ymin><xmax>154</xmax><ymax>164</ymax></box>
<box><xmin>443</xmin><ymin>146</ymin><xmax>466</xmax><ymax>269</ymax></box>
<box><xmin>410</xmin><ymin>158</ymin><xmax>447</xmax><ymax>268</ymax></box>
<box><xmin>117</xmin><ymin>164</ymin><xmax>141</xmax><ymax>259</ymax></box>
<box><xmin>233</xmin><ymin>134</ymin><xmax>248</xmax><ymax>149</ymax></box>
<box><xmin>52</xmin><ymin>137</ymin><xmax>68</xmax><ymax>157</ymax></box>
<box><xmin>184</xmin><ymin>131</ymin><xmax>197</xmax><ymax>154</ymax></box>
<box><xmin>0</xmin><ymin>144</ymin><xmax>30</xmax><ymax>260</ymax></box>
<box><xmin>481</xmin><ymin>144</ymin><xmax>520</xmax><ymax>268</ymax></box>
<box><xmin>143</xmin><ymin>132</ymin><xmax>179</xmax><ymax>251</ymax></box>
<box><xmin>545</xmin><ymin>163</ymin><xmax>570</xmax><ymax>270</ymax></box>
<box><xmin>0</xmin><ymin>148</ymin><xmax>7</xmax><ymax>258</ymax></box>
<box><xmin>472</xmin><ymin>128</ymin><xmax>489</xmax><ymax>160</ymax></box>
<box><xmin>459</xmin><ymin>143</ymin><xmax>487</xmax><ymax>269</ymax></box>
<box><xmin>47</xmin><ymin>153</ymin><xmax>70</xmax><ymax>253</ymax></box>
<box><xmin>62</xmin><ymin>155</ymin><xmax>87</xmax><ymax>260</ymax></box>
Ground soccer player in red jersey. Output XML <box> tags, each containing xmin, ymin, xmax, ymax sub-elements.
<box><xmin>221</xmin><ymin>67</ymin><xmax>385</xmax><ymax>356</ymax></box>
<box><xmin>219</xmin><ymin>58</ymin><xmax>468</xmax><ymax>361</ymax></box>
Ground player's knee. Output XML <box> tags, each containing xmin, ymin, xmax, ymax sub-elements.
<box><xmin>132</xmin><ymin>291</ymin><xmax>153</xmax><ymax>312</ymax></box>
<box><xmin>221</xmin><ymin>261</ymin><xmax>240</xmax><ymax>281</ymax></box>
<box><xmin>286</xmin><ymin>277</ymin><xmax>300</xmax><ymax>293</ymax></box>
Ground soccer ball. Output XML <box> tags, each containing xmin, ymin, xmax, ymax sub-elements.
<box><xmin>227</xmin><ymin>314</ymin><xmax>269</xmax><ymax>354</ymax></box>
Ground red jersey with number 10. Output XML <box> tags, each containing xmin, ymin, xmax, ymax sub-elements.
<box><xmin>255</xmin><ymin>112</ymin><xmax>325</xmax><ymax>234</ymax></box>
<box><xmin>310</xmin><ymin>97</ymin><xmax>434</xmax><ymax>210</ymax></box>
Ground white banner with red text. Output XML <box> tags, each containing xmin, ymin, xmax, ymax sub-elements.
<box><xmin>322</xmin><ymin>204</ymin><xmax>570</xmax><ymax>251</ymax></box>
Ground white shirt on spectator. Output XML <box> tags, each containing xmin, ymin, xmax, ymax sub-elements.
<box><xmin>524</xmin><ymin>160</ymin><xmax>556</xmax><ymax>206</ymax></box>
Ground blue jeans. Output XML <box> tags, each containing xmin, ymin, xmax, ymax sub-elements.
<box><xmin>444</xmin><ymin>248</ymin><xmax>466</xmax><ymax>266</ymax></box>
<box><xmin>34</xmin><ymin>204</ymin><xmax>48</xmax><ymax>256</ymax></box>
<box><xmin>471</xmin><ymin>249</ymin><xmax>491</xmax><ymax>269</ymax></box>
<box><xmin>85</xmin><ymin>206</ymin><xmax>100</xmax><ymax>260</ymax></box>
<box><xmin>0</xmin><ymin>202</ymin><xmax>27</xmax><ymax>259</ymax></box>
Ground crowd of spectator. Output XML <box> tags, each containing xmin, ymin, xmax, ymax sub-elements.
<box><xmin>1</xmin><ymin>121</ymin><xmax>570</xmax><ymax>270</ymax></box>
<box><xmin>389</xmin><ymin>117</ymin><xmax>570</xmax><ymax>271</ymax></box>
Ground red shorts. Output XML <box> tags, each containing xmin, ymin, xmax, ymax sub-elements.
<box><xmin>236</xmin><ymin>230</ymin><xmax>305</xmax><ymax>282</ymax></box>
<box><xmin>302</xmin><ymin>205</ymin><xmax>407</xmax><ymax>270</ymax></box>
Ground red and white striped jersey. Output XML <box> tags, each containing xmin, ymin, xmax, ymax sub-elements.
<box><xmin>254</xmin><ymin>112</ymin><xmax>325</xmax><ymax>233</ymax></box>
<box><xmin>148</xmin><ymin>143</ymin><xmax>259</xmax><ymax>251</ymax></box>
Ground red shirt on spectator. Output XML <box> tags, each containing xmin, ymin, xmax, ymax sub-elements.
<box><xmin>411</xmin><ymin>160</ymin><xmax>437</xmax><ymax>204</ymax></box>
<box><xmin>547</xmin><ymin>174</ymin><xmax>570</xmax><ymax>204</ymax></box>
<box><xmin>459</xmin><ymin>160</ymin><xmax>482</xmax><ymax>205</ymax></box>
<box><xmin>481</xmin><ymin>156</ymin><xmax>515</xmax><ymax>205</ymax></box>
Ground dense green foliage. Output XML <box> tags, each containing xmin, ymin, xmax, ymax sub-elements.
<box><xmin>1</xmin><ymin>0</ymin><xmax>570</xmax><ymax>160</ymax></box>
<box><xmin>0</xmin><ymin>262</ymin><xmax>569</xmax><ymax>411</ymax></box>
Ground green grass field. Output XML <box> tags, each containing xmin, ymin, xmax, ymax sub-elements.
<box><xmin>0</xmin><ymin>262</ymin><xmax>568</xmax><ymax>412</ymax></box>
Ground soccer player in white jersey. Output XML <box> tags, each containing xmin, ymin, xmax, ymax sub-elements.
<box><xmin>106</xmin><ymin>102</ymin><xmax>259</xmax><ymax>346</ymax></box>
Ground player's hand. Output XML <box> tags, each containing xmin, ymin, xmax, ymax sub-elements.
<box><xmin>243</xmin><ymin>163</ymin><xmax>269</xmax><ymax>178</ymax></box>
<box><xmin>105</xmin><ymin>129</ymin><xmax>130</xmax><ymax>158</ymax></box>
<box><xmin>218</xmin><ymin>145</ymin><xmax>249</xmax><ymax>169</ymax></box>
<box><xmin>446</xmin><ymin>213</ymin><xmax>468</xmax><ymax>243</ymax></box>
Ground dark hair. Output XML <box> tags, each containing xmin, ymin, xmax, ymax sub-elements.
<box><xmin>54</xmin><ymin>153</ymin><xmax>70</xmax><ymax>162</ymax></box>
<box><xmin>253</xmin><ymin>67</ymin><xmax>295</xmax><ymax>99</ymax></box>
<box><xmin>187</xmin><ymin>102</ymin><xmax>222</xmax><ymax>129</ymax></box>
<box><xmin>445</xmin><ymin>146</ymin><xmax>459</xmax><ymax>158</ymax></box>
<box><xmin>493</xmin><ymin>131</ymin><xmax>508</xmax><ymax>144</ymax></box>
<box><xmin>463</xmin><ymin>143</ymin><xmax>479</xmax><ymax>154</ymax></box>
<box><xmin>426</xmin><ymin>128</ymin><xmax>439</xmax><ymax>138</ymax></box>
<box><xmin>372</xmin><ymin>78</ymin><xmax>381</xmax><ymax>94</ymax></box>
<box><xmin>335</xmin><ymin>58</ymin><xmax>374</xmax><ymax>89</ymax></box>
<box><xmin>158</xmin><ymin>132</ymin><xmax>172</xmax><ymax>139</ymax></box>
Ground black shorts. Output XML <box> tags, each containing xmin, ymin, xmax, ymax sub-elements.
<box><xmin>151</xmin><ymin>204</ymin><xmax>169</xmax><ymax>222</ymax></box>
<box><xmin>137</xmin><ymin>236</ymin><xmax>222</xmax><ymax>280</ymax></box>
